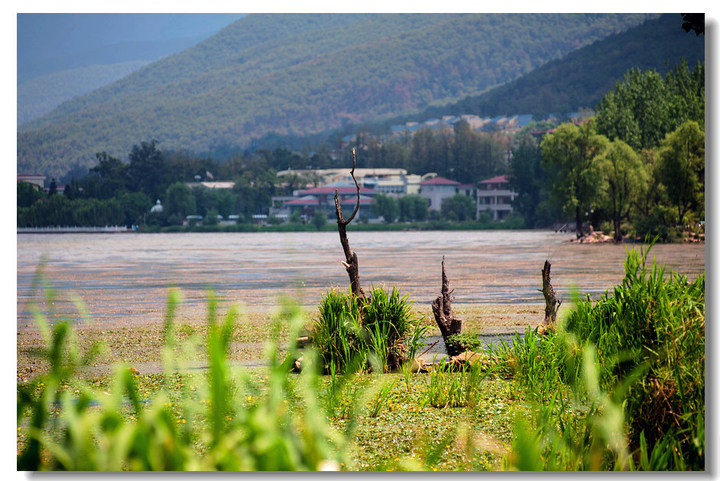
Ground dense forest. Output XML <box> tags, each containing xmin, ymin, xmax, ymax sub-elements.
<box><xmin>508</xmin><ymin>59</ymin><xmax>704</xmax><ymax>241</ymax></box>
<box><xmin>18</xmin><ymin>13</ymin><xmax>653</xmax><ymax>181</ymax></box>
<box><xmin>18</xmin><ymin>61</ymin><xmax>150</xmax><ymax>125</ymax></box>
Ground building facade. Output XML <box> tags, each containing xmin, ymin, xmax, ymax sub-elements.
<box><xmin>476</xmin><ymin>175</ymin><xmax>517</xmax><ymax>221</ymax></box>
<box><xmin>419</xmin><ymin>176</ymin><xmax>462</xmax><ymax>211</ymax></box>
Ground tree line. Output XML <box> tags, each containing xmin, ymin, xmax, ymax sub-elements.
<box><xmin>509</xmin><ymin>59</ymin><xmax>704</xmax><ymax>241</ymax></box>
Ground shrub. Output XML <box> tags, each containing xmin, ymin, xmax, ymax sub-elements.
<box><xmin>311</xmin><ymin>285</ymin><xmax>425</xmax><ymax>373</ymax></box>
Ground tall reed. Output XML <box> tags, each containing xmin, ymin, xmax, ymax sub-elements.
<box><xmin>17</xmin><ymin>273</ymin><xmax>349</xmax><ymax>471</ymax></box>
<box><xmin>500</xmin><ymin>241</ymin><xmax>704</xmax><ymax>470</ymax></box>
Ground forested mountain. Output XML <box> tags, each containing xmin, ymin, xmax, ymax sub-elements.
<box><xmin>18</xmin><ymin>13</ymin><xmax>652</xmax><ymax>180</ymax></box>
<box><xmin>418</xmin><ymin>13</ymin><xmax>704</xmax><ymax>120</ymax></box>
<box><xmin>18</xmin><ymin>61</ymin><xmax>150</xmax><ymax>125</ymax></box>
<box><xmin>17</xmin><ymin>14</ymin><xmax>246</xmax><ymax>124</ymax></box>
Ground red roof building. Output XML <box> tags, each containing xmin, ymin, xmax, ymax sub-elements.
<box><xmin>477</xmin><ymin>175</ymin><xmax>517</xmax><ymax>221</ymax></box>
<box><xmin>419</xmin><ymin>176</ymin><xmax>464</xmax><ymax>211</ymax></box>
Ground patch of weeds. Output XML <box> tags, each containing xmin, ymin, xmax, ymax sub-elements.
<box><xmin>445</xmin><ymin>333</ymin><xmax>483</xmax><ymax>354</ymax></box>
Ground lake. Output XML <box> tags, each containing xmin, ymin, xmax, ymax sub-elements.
<box><xmin>17</xmin><ymin>230</ymin><xmax>705</xmax><ymax>330</ymax></box>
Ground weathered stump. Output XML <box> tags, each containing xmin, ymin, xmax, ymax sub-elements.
<box><xmin>431</xmin><ymin>256</ymin><xmax>463</xmax><ymax>356</ymax></box>
<box><xmin>541</xmin><ymin>259</ymin><xmax>561</xmax><ymax>332</ymax></box>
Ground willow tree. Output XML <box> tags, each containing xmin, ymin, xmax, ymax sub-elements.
<box><xmin>541</xmin><ymin>120</ymin><xmax>609</xmax><ymax>238</ymax></box>
<box><xmin>655</xmin><ymin>120</ymin><xmax>705</xmax><ymax>226</ymax></box>
<box><xmin>596</xmin><ymin>139</ymin><xmax>648</xmax><ymax>242</ymax></box>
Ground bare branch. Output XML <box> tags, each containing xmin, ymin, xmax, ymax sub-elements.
<box><xmin>335</xmin><ymin>148</ymin><xmax>361</xmax><ymax>226</ymax></box>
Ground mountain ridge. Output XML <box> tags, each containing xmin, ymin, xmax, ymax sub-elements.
<box><xmin>18</xmin><ymin>13</ymin><xmax>653</xmax><ymax>179</ymax></box>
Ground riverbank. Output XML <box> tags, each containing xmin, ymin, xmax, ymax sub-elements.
<box><xmin>17</xmin><ymin>303</ymin><xmax>548</xmax><ymax>382</ymax></box>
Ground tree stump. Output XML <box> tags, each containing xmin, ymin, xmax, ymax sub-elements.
<box><xmin>334</xmin><ymin>148</ymin><xmax>366</xmax><ymax>302</ymax></box>
<box><xmin>432</xmin><ymin>256</ymin><xmax>463</xmax><ymax>356</ymax></box>
<box><xmin>541</xmin><ymin>259</ymin><xmax>561</xmax><ymax>330</ymax></box>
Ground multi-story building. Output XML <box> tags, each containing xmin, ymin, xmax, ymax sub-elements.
<box><xmin>476</xmin><ymin>175</ymin><xmax>517</xmax><ymax>221</ymax></box>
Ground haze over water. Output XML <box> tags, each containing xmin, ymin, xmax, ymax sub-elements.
<box><xmin>17</xmin><ymin>231</ymin><xmax>705</xmax><ymax>330</ymax></box>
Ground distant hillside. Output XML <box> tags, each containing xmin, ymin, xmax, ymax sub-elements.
<box><xmin>18</xmin><ymin>61</ymin><xmax>150</xmax><ymax>125</ymax></box>
<box><xmin>420</xmin><ymin>13</ymin><xmax>704</xmax><ymax>119</ymax></box>
<box><xmin>18</xmin><ymin>13</ymin><xmax>652</xmax><ymax>180</ymax></box>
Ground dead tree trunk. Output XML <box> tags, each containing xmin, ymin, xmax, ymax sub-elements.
<box><xmin>334</xmin><ymin>148</ymin><xmax>366</xmax><ymax>302</ymax></box>
<box><xmin>432</xmin><ymin>256</ymin><xmax>463</xmax><ymax>356</ymax></box>
<box><xmin>541</xmin><ymin>260</ymin><xmax>561</xmax><ymax>328</ymax></box>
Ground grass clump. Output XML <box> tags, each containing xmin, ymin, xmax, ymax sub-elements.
<box><xmin>311</xmin><ymin>285</ymin><xmax>426</xmax><ymax>373</ymax></box>
<box><xmin>425</xmin><ymin>357</ymin><xmax>486</xmax><ymax>408</ymax></box>
<box><xmin>564</xmin><ymin>241</ymin><xmax>705</xmax><ymax>469</ymax></box>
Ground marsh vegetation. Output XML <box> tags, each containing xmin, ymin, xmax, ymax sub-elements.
<box><xmin>17</xmin><ymin>241</ymin><xmax>704</xmax><ymax>471</ymax></box>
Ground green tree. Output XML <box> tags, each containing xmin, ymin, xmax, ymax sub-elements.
<box><xmin>127</xmin><ymin>140</ymin><xmax>167</xmax><ymax>201</ymax></box>
<box><xmin>441</xmin><ymin>194</ymin><xmax>475</xmax><ymax>222</ymax></box>
<box><xmin>204</xmin><ymin>208</ymin><xmax>220</xmax><ymax>226</ymax></box>
<box><xmin>164</xmin><ymin>182</ymin><xmax>197</xmax><ymax>221</ymax></box>
<box><xmin>312</xmin><ymin>210</ymin><xmax>327</xmax><ymax>230</ymax></box>
<box><xmin>232</xmin><ymin>158</ymin><xmax>277</xmax><ymax>218</ymax></box>
<box><xmin>48</xmin><ymin>178</ymin><xmax>57</xmax><ymax>196</ymax></box>
<box><xmin>664</xmin><ymin>59</ymin><xmax>705</xmax><ymax>131</ymax></box>
<box><xmin>655</xmin><ymin>120</ymin><xmax>705</xmax><ymax>226</ymax></box>
<box><xmin>508</xmin><ymin>133</ymin><xmax>544</xmax><ymax>227</ymax></box>
<box><xmin>595</xmin><ymin>62</ymin><xmax>704</xmax><ymax>151</ymax></box>
<box><xmin>594</xmin><ymin>69</ymin><xmax>669</xmax><ymax>151</ymax></box>
<box><xmin>88</xmin><ymin>152</ymin><xmax>128</xmax><ymax>198</ymax></box>
<box><xmin>215</xmin><ymin>189</ymin><xmax>237</xmax><ymax>218</ymax></box>
<box><xmin>596</xmin><ymin>139</ymin><xmax>648</xmax><ymax>242</ymax></box>
<box><xmin>541</xmin><ymin>121</ymin><xmax>609</xmax><ymax>238</ymax></box>
<box><xmin>17</xmin><ymin>182</ymin><xmax>44</xmax><ymax>208</ymax></box>
<box><xmin>372</xmin><ymin>194</ymin><xmax>399</xmax><ymax>223</ymax></box>
<box><xmin>117</xmin><ymin>191</ymin><xmax>152</xmax><ymax>227</ymax></box>
<box><xmin>289</xmin><ymin>209</ymin><xmax>303</xmax><ymax>224</ymax></box>
<box><xmin>398</xmin><ymin>194</ymin><xmax>428</xmax><ymax>222</ymax></box>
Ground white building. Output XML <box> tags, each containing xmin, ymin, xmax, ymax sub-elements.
<box><xmin>419</xmin><ymin>176</ymin><xmax>462</xmax><ymax>211</ymax></box>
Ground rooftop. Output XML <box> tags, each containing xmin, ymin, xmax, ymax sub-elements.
<box><xmin>479</xmin><ymin>175</ymin><xmax>509</xmax><ymax>184</ymax></box>
<box><xmin>419</xmin><ymin>176</ymin><xmax>460</xmax><ymax>186</ymax></box>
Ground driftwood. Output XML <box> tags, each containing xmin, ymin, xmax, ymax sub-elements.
<box><xmin>541</xmin><ymin>260</ymin><xmax>561</xmax><ymax>328</ymax></box>
<box><xmin>334</xmin><ymin>148</ymin><xmax>366</xmax><ymax>302</ymax></box>
<box><xmin>431</xmin><ymin>256</ymin><xmax>463</xmax><ymax>356</ymax></box>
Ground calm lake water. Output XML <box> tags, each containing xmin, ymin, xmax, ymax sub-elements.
<box><xmin>17</xmin><ymin>230</ymin><xmax>705</xmax><ymax>330</ymax></box>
